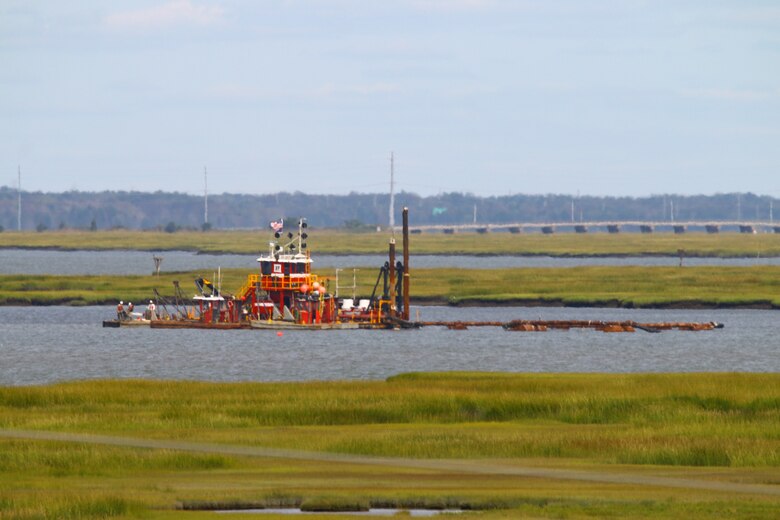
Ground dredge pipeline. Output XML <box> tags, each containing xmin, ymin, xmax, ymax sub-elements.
<box><xmin>415</xmin><ymin>320</ymin><xmax>724</xmax><ymax>333</ymax></box>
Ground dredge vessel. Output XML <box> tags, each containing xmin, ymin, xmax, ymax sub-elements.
<box><xmin>105</xmin><ymin>207</ymin><xmax>723</xmax><ymax>334</ymax></box>
<box><xmin>106</xmin><ymin>208</ymin><xmax>413</xmax><ymax>330</ymax></box>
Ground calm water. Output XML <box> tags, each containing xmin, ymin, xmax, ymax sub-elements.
<box><xmin>2</xmin><ymin>248</ymin><xmax>780</xmax><ymax>275</ymax></box>
<box><xmin>0</xmin><ymin>306</ymin><xmax>776</xmax><ymax>386</ymax></box>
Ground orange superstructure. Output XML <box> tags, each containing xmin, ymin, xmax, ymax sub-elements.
<box><xmin>234</xmin><ymin>216</ymin><xmax>408</xmax><ymax>329</ymax></box>
<box><xmin>141</xmin><ymin>211</ymin><xmax>412</xmax><ymax>330</ymax></box>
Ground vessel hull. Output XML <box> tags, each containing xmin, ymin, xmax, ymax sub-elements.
<box><xmin>249</xmin><ymin>320</ymin><xmax>384</xmax><ymax>330</ymax></box>
<box><xmin>149</xmin><ymin>320</ymin><xmax>248</xmax><ymax>330</ymax></box>
<box><xmin>102</xmin><ymin>319</ymin><xmax>150</xmax><ymax>328</ymax></box>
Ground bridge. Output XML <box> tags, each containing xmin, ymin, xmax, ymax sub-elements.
<box><xmin>406</xmin><ymin>221</ymin><xmax>780</xmax><ymax>234</ymax></box>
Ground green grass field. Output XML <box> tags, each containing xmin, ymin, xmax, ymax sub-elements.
<box><xmin>2</xmin><ymin>265</ymin><xmax>780</xmax><ymax>308</ymax></box>
<box><xmin>1</xmin><ymin>373</ymin><xmax>778</xmax><ymax>519</ymax></box>
<box><xmin>2</xmin><ymin>228</ymin><xmax>780</xmax><ymax>256</ymax></box>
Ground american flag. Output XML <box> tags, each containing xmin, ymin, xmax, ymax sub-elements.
<box><xmin>269</xmin><ymin>219</ymin><xmax>284</xmax><ymax>232</ymax></box>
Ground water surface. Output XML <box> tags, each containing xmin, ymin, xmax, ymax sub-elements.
<box><xmin>0</xmin><ymin>306</ymin><xmax>775</xmax><ymax>386</ymax></box>
<box><xmin>2</xmin><ymin>248</ymin><xmax>780</xmax><ymax>276</ymax></box>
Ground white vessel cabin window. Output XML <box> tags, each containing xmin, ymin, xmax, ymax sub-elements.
<box><xmin>273</xmin><ymin>263</ymin><xmax>283</xmax><ymax>274</ymax></box>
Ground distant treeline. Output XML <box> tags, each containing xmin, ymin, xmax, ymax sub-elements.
<box><xmin>0</xmin><ymin>187</ymin><xmax>776</xmax><ymax>231</ymax></box>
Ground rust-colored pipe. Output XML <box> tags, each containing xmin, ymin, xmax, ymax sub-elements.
<box><xmin>402</xmin><ymin>207</ymin><xmax>410</xmax><ymax>321</ymax></box>
<box><xmin>388</xmin><ymin>238</ymin><xmax>396</xmax><ymax>316</ymax></box>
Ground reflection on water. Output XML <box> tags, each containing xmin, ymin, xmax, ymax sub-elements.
<box><xmin>2</xmin><ymin>248</ymin><xmax>780</xmax><ymax>276</ymax></box>
<box><xmin>0</xmin><ymin>306</ymin><xmax>776</xmax><ymax>386</ymax></box>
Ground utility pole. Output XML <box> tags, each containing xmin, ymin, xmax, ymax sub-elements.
<box><xmin>204</xmin><ymin>166</ymin><xmax>208</xmax><ymax>225</ymax></box>
<box><xmin>17</xmin><ymin>165</ymin><xmax>21</xmax><ymax>231</ymax></box>
<box><xmin>771</xmin><ymin>200</ymin><xmax>774</xmax><ymax>224</ymax></box>
<box><xmin>473</xmin><ymin>204</ymin><xmax>477</xmax><ymax>225</ymax></box>
<box><xmin>389</xmin><ymin>152</ymin><xmax>395</xmax><ymax>231</ymax></box>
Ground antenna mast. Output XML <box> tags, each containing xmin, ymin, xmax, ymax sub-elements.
<box><xmin>17</xmin><ymin>165</ymin><xmax>21</xmax><ymax>231</ymax></box>
<box><xmin>204</xmin><ymin>166</ymin><xmax>208</xmax><ymax>225</ymax></box>
<box><xmin>389</xmin><ymin>152</ymin><xmax>395</xmax><ymax>231</ymax></box>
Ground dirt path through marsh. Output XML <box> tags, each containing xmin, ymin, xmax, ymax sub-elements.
<box><xmin>2</xmin><ymin>429</ymin><xmax>778</xmax><ymax>497</ymax></box>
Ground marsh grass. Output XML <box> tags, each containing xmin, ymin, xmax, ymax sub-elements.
<box><xmin>2</xmin><ymin>266</ymin><xmax>780</xmax><ymax>307</ymax></box>
<box><xmin>4</xmin><ymin>229</ymin><xmax>780</xmax><ymax>257</ymax></box>
<box><xmin>1</xmin><ymin>374</ymin><xmax>777</xmax><ymax>467</ymax></box>
<box><xmin>0</xmin><ymin>441</ymin><xmax>235</xmax><ymax>477</ymax></box>
<box><xmin>0</xmin><ymin>271</ymin><xmax>250</xmax><ymax>306</ymax></box>
<box><xmin>2</xmin><ymin>373</ymin><xmax>779</xmax><ymax>519</ymax></box>
<box><xmin>434</xmin><ymin>266</ymin><xmax>780</xmax><ymax>307</ymax></box>
<box><xmin>0</xmin><ymin>495</ymin><xmax>141</xmax><ymax>520</ymax></box>
<box><xmin>178</xmin><ymin>494</ymin><xmax>303</xmax><ymax>511</ymax></box>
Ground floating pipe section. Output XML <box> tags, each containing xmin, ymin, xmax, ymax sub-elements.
<box><xmin>413</xmin><ymin>320</ymin><xmax>724</xmax><ymax>333</ymax></box>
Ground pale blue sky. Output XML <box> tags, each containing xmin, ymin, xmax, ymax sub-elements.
<box><xmin>2</xmin><ymin>1</ymin><xmax>779</xmax><ymax>197</ymax></box>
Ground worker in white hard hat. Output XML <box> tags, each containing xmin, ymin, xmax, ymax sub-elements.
<box><xmin>116</xmin><ymin>301</ymin><xmax>126</xmax><ymax>320</ymax></box>
<box><xmin>147</xmin><ymin>299</ymin><xmax>157</xmax><ymax>320</ymax></box>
